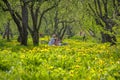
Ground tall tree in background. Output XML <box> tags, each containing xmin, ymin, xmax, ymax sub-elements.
<box><xmin>50</xmin><ymin>0</ymin><xmax>77</xmax><ymax>40</ymax></box>
<box><xmin>1</xmin><ymin>0</ymin><xmax>28</xmax><ymax>46</ymax></box>
<box><xmin>27</xmin><ymin>0</ymin><xmax>60</xmax><ymax>46</ymax></box>
<box><xmin>1</xmin><ymin>0</ymin><xmax>60</xmax><ymax>46</ymax></box>
<box><xmin>2</xmin><ymin>20</ymin><xmax>13</xmax><ymax>41</ymax></box>
<box><xmin>88</xmin><ymin>0</ymin><xmax>120</xmax><ymax>45</ymax></box>
<box><xmin>21</xmin><ymin>0</ymin><xmax>28</xmax><ymax>46</ymax></box>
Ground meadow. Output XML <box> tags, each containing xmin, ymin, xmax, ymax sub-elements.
<box><xmin>0</xmin><ymin>36</ymin><xmax>120</xmax><ymax>80</ymax></box>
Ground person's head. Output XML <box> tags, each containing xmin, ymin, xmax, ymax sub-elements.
<box><xmin>52</xmin><ymin>34</ymin><xmax>56</xmax><ymax>38</ymax></box>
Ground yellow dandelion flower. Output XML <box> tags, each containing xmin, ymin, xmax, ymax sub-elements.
<box><xmin>75</xmin><ymin>65</ymin><xmax>80</xmax><ymax>68</ymax></box>
<box><xmin>20</xmin><ymin>54</ymin><xmax>25</xmax><ymax>59</ymax></box>
<box><xmin>98</xmin><ymin>59</ymin><xmax>104</xmax><ymax>65</ymax></box>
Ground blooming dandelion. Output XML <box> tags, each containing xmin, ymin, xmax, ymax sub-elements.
<box><xmin>20</xmin><ymin>54</ymin><xmax>25</xmax><ymax>59</ymax></box>
<box><xmin>0</xmin><ymin>34</ymin><xmax>119</xmax><ymax>80</ymax></box>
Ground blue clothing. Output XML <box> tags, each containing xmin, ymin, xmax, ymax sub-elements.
<box><xmin>48</xmin><ymin>38</ymin><xmax>55</xmax><ymax>45</ymax></box>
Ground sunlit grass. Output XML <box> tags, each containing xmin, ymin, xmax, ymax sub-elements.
<box><xmin>0</xmin><ymin>36</ymin><xmax>120</xmax><ymax>80</ymax></box>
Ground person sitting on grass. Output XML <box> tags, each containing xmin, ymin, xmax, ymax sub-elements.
<box><xmin>54</xmin><ymin>37</ymin><xmax>62</xmax><ymax>46</ymax></box>
<box><xmin>48</xmin><ymin>34</ymin><xmax>56</xmax><ymax>45</ymax></box>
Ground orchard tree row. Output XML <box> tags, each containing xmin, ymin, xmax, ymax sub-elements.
<box><xmin>0</xmin><ymin>0</ymin><xmax>120</xmax><ymax>46</ymax></box>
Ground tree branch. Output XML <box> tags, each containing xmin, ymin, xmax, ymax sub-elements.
<box><xmin>97</xmin><ymin>0</ymin><xmax>103</xmax><ymax>17</ymax></box>
<box><xmin>88</xmin><ymin>3</ymin><xmax>97</xmax><ymax>16</ymax></box>
<box><xmin>102</xmin><ymin>0</ymin><xmax>108</xmax><ymax>17</ymax></box>
<box><xmin>37</xmin><ymin>3</ymin><xmax>58</xmax><ymax>30</ymax></box>
<box><xmin>15</xmin><ymin>12</ymin><xmax>22</xmax><ymax>21</ymax></box>
<box><xmin>2</xmin><ymin>0</ymin><xmax>22</xmax><ymax>31</ymax></box>
<box><xmin>29</xmin><ymin>3</ymin><xmax>36</xmax><ymax>30</ymax></box>
<box><xmin>94</xmin><ymin>0</ymin><xmax>99</xmax><ymax>16</ymax></box>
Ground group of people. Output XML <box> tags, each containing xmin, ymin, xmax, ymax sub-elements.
<box><xmin>48</xmin><ymin>34</ymin><xmax>62</xmax><ymax>46</ymax></box>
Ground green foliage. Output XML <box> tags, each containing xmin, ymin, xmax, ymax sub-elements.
<box><xmin>0</xmin><ymin>37</ymin><xmax>119</xmax><ymax>80</ymax></box>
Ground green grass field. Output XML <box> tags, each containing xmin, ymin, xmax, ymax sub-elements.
<box><xmin>0</xmin><ymin>37</ymin><xmax>120</xmax><ymax>80</ymax></box>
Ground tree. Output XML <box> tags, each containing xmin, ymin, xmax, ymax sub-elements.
<box><xmin>27</xmin><ymin>0</ymin><xmax>60</xmax><ymax>46</ymax></box>
<box><xmin>46</xmin><ymin>0</ymin><xmax>78</xmax><ymax>40</ymax></box>
<box><xmin>1</xmin><ymin>0</ymin><xmax>60</xmax><ymax>46</ymax></box>
<box><xmin>87</xmin><ymin>0</ymin><xmax>120</xmax><ymax>45</ymax></box>
<box><xmin>2</xmin><ymin>20</ymin><xmax>13</xmax><ymax>41</ymax></box>
<box><xmin>1</xmin><ymin>0</ymin><xmax>28</xmax><ymax>46</ymax></box>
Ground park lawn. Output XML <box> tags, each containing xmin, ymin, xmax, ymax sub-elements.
<box><xmin>0</xmin><ymin>37</ymin><xmax>120</xmax><ymax>80</ymax></box>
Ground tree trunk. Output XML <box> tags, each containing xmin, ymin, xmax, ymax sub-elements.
<box><xmin>88</xmin><ymin>0</ymin><xmax>117</xmax><ymax>45</ymax></box>
<box><xmin>6</xmin><ymin>23</ymin><xmax>10</xmax><ymax>41</ymax></box>
<box><xmin>101</xmin><ymin>32</ymin><xmax>116</xmax><ymax>45</ymax></box>
<box><xmin>2</xmin><ymin>0</ymin><xmax>28</xmax><ymax>46</ymax></box>
<box><xmin>32</xmin><ymin>31</ymin><xmax>39</xmax><ymax>46</ymax></box>
<box><xmin>53</xmin><ymin>9</ymin><xmax>59</xmax><ymax>34</ymax></box>
<box><xmin>101</xmin><ymin>20</ymin><xmax>117</xmax><ymax>45</ymax></box>
<box><xmin>21</xmin><ymin>1</ymin><xmax>28</xmax><ymax>46</ymax></box>
<box><xmin>101</xmin><ymin>23</ymin><xmax>117</xmax><ymax>45</ymax></box>
<box><xmin>67</xmin><ymin>26</ymin><xmax>74</xmax><ymax>38</ymax></box>
<box><xmin>59</xmin><ymin>23</ymin><xmax>67</xmax><ymax>40</ymax></box>
<box><xmin>2</xmin><ymin>20</ymin><xmax>11</xmax><ymax>41</ymax></box>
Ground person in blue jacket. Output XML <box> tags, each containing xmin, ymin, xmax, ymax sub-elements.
<box><xmin>48</xmin><ymin>34</ymin><xmax>56</xmax><ymax>45</ymax></box>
